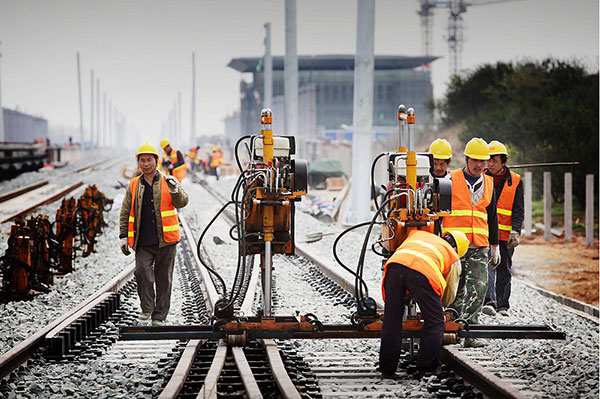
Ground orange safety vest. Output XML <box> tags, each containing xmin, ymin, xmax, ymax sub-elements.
<box><xmin>382</xmin><ymin>230</ymin><xmax>459</xmax><ymax>299</ymax></box>
<box><xmin>161</xmin><ymin>150</ymin><xmax>187</xmax><ymax>182</ymax></box>
<box><xmin>442</xmin><ymin>169</ymin><xmax>493</xmax><ymax>248</ymax></box>
<box><xmin>127</xmin><ymin>175</ymin><xmax>181</xmax><ymax>248</ymax></box>
<box><xmin>209</xmin><ymin>152</ymin><xmax>223</xmax><ymax>168</ymax></box>
<box><xmin>496</xmin><ymin>172</ymin><xmax>521</xmax><ymax>241</ymax></box>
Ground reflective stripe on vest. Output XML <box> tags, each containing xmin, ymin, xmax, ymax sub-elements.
<box><xmin>442</xmin><ymin>169</ymin><xmax>493</xmax><ymax>247</ymax></box>
<box><xmin>496</xmin><ymin>172</ymin><xmax>520</xmax><ymax>241</ymax></box>
<box><xmin>127</xmin><ymin>175</ymin><xmax>181</xmax><ymax>247</ymax></box>
<box><xmin>381</xmin><ymin>230</ymin><xmax>459</xmax><ymax>299</ymax></box>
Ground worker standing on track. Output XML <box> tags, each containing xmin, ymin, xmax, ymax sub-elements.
<box><xmin>482</xmin><ymin>140</ymin><xmax>524</xmax><ymax>317</ymax></box>
<box><xmin>119</xmin><ymin>143</ymin><xmax>189</xmax><ymax>326</ymax></box>
<box><xmin>442</xmin><ymin>138</ymin><xmax>500</xmax><ymax>348</ymax></box>
<box><xmin>208</xmin><ymin>145</ymin><xmax>223</xmax><ymax>180</ymax></box>
<box><xmin>379</xmin><ymin>230</ymin><xmax>469</xmax><ymax>378</ymax></box>
<box><xmin>160</xmin><ymin>139</ymin><xmax>187</xmax><ymax>182</ymax></box>
<box><xmin>428</xmin><ymin>138</ymin><xmax>453</xmax><ymax>178</ymax></box>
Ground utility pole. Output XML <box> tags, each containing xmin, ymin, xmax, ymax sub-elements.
<box><xmin>103</xmin><ymin>92</ymin><xmax>107</xmax><ymax>147</ymax></box>
<box><xmin>190</xmin><ymin>52</ymin><xmax>196</xmax><ymax>144</ymax></box>
<box><xmin>108</xmin><ymin>100</ymin><xmax>112</xmax><ymax>147</ymax></box>
<box><xmin>263</xmin><ymin>22</ymin><xmax>272</xmax><ymax>110</ymax></box>
<box><xmin>284</xmin><ymin>0</ymin><xmax>299</xmax><ymax>154</ymax></box>
<box><xmin>76</xmin><ymin>52</ymin><xmax>84</xmax><ymax>144</ymax></box>
<box><xmin>0</xmin><ymin>41</ymin><xmax>5</xmax><ymax>142</ymax></box>
<box><xmin>348</xmin><ymin>0</ymin><xmax>375</xmax><ymax>224</ymax></box>
<box><xmin>95</xmin><ymin>78</ymin><xmax>100</xmax><ymax>147</ymax></box>
<box><xmin>178</xmin><ymin>91</ymin><xmax>182</xmax><ymax>146</ymax></box>
<box><xmin>90</xmin><ymin>70</ymin><xmax>94</xmax><ymax>148</ymax></box>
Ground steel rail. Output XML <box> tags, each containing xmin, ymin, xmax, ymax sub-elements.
<box><xmin>0</xmin><ymin>262</ymin><xmax>135</xmax><ymax>380</ymax></box>
<box><xmin>1</xmin><ymin>181</ymin><xmax>83</xmax><ymax>223</ymax></box>
<box><xmin>0</xmin><ymin>180</ymin><xmax>49</xmax><ymax>203</ymax></box>
<box><xmin>175</xmin><ymin>177</ymin><xmax>303</xmax><ymax>398</ymax></box>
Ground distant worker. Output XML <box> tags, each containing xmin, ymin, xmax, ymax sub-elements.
<box><xmin>482</xmin><ymin>140</ymin><xmax>523</xmax><ymax>317</ymax></box>
<box><xmin>208</xmin><ymin>145</ymin><xmax>224</xmax><ymax>180</ymax></box>
<box><xmin>119</xmin><ymin>143</ymin><xmax>189</xmax><ymax>326</ymax></box>
<box><xmin>379</xmin><ymin>229</ymin><xmax>469</xmax><ymax>378</ymax></box>
<box><xmin>428</xmin><ymin>138</ymin><xmax>453</xmax><ymax>178</ymax></box>
<box><xmin>160</xmin><ymin>139</ymin><xmax>187</xmax><ymax>181</ymax></box>
<box><xmin>186</xmin><ymin>146</ymin><xmax>201</xmax><ymax>172</ymax></box>
<box><xmin>442</xmin><ymin>138</ymin><xmax>499</xmax><ymax>348</ymax></box>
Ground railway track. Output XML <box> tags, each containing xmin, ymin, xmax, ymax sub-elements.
<box><xmin>191</xmin><ymin>174</ymin><xmax>570</xmax><ymax>399</ymax></box>
<box><xmin>0</xmin><ymin>157</ymin><xmax>117</xmax><ymax>223</ymax></box>
<box><xmin>0</xmin><ymin>172</ymin><xmax>587</xmax><ymax>398</ymax></box>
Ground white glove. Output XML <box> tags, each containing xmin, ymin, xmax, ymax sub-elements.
<box><xmin>489</xmin><ymin>245</ymin><xmax>501</xmax><ymax>268</ymax></box>
<box><xmin>120</xmin><ymin>238</ymin><xmax>131</xmax><ymax>256</ymax></box>
<box><xmin>507</xmin><ymin>231</ymin><xmax>520</xmax><ymax>249</ymax></box>
<box><xmin>165</xmin><ymin>175</ymin><xmax>180</xmax><ymax>193</ymax></box>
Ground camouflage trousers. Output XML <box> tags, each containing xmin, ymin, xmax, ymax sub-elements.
<box><xmin>448</xmin><ymin>247</ymin><xmax>489</xmax><ymax>324</ymax></box>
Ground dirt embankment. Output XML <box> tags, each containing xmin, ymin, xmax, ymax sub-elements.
<box><xmin>514</xmin><ymin>235</ymin><xmax>599</xmax><ymax>306</ymax></box>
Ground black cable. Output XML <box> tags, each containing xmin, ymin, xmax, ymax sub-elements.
<box><xmin>234</xmin><ymin>135</ymin><xmax>252</xmax><ymax>173</ymax></box>
<box><xmin>332</xmin><ymin>221</ymin><xmax>373</xmax><ymax>294</ymax></box>
<box><xmin>354</xmin><ymin>194</ymin><xmax>401</xmax><ymax>302</ymax></box>
<box><xmin>371</xmin><ymin>152</ymin><xmax>387</xmax><ymax>211</ymax></box>
<box><xmin>195</xmin><ymin>200</ymin><xmax>235</xmax><ymax>296</ymax></box>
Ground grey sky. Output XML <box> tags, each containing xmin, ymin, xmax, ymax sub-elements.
<box><xmin>0</xmin><ymin>0</ymin><xmax>597</xmax><ymax>144</ymax></box>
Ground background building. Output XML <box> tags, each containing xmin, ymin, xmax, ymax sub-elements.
<box><xmin>227</xmin><ymin>54</ymin><xmax>437</xmax><ymax>141</ymax></box>
<box><xmin>2</xmin><ymin>108</ymin><xmax>48</xmax><ymax>143</ymax></box>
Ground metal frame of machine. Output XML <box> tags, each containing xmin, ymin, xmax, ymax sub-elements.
<box><xmin>120</xmin><ymin>106</ymin><xmax>565</xmax><ymax>345</ymax></box>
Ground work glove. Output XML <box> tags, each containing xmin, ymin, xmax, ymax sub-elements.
<box><xmin>165</xmin><ymin>175</ymin><xmax>180</xmax><ymax>193</ymax></box>
<box><xmin>120</xmin><ymin>238</ymin><xmax>131</xmax><ymax>256</ymax></box>
<box><xmin>489</xmin><ymin>245</ymin><xmax>501</xmax><ymax>268</ymax></box>
<box><xmin>507</xmin><ymin>231</ymin><xmax>520</xmax><ymax>249</ymax></box>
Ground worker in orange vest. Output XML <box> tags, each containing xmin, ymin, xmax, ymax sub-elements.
<box><xmin>119</xmin><ymin>143</ymin><xmax>189</xmax><ymax>326</ymax></box>
<box><xmin>482</xmin><ymin>141</ymin><xmax>523</xmax><ymax>317</ymax></box>
<box><xmin>160</xmin><ymin>139</ymin><xmax>187</xmax><ymax>181</ymax></box>
<box><xmin>442</xmin><ymin>138</ymin><xmax>499</xmax><ymax>348</ymax></box>
<box><xmin>379</xmin><ymin>229</ymin><xmax>469</xmax><ymax>379</ymax></box>
<box><xmin>208</xmin><ymin>145</ymin><xmax>223</xmax><ymax>180</ymax></box>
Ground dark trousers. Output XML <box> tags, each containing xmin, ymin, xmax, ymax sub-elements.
<box><xmin>484</xmin><ymin>243</ymin><xmax>513</xmax><ymax>311</ymax></box>
<box><xmin>134</xmin><ymin>244</ymin><xmax>177</xmax><ymax>321</ymax></box>
<box><xmin>379</xmin><ymin>265</ymin><xmax>444</xmax><ymax>374</ymax></box>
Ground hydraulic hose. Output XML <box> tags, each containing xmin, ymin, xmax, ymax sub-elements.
<box><xmin>234</xmin><ymin>135</ymin><xmax>252</xmax><ymax>173</ymax></box>
<box><xmin>195</xmin><ymin>200</ymin><xmax>235</xmax><ymax>296</ymax></box>
<box><xmin>371</xmin><ymin>152</ymin><xmax>387</xmax><ymax>211</ymax></box>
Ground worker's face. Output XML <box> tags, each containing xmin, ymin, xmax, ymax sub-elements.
<box><xmin>487</xmin><ymin>155</ymin><xmax>504</xmax><ymax>175</ymax></box>
<box><xmin>165</xmin><ymin>145</ymin><xmax>172</xmax><ymax>155</ymax></box>
<box><xmin>433</xmin><ymin>158</ymin><xmax>450</xmax><ymax>177</ymax></box>
<box><xmin>138</xmin><ymin>154</ymin><xmax>157</xmax><ymax>174</ymax></box>
<box><xmin>466</xmin><ymin>157</ymin><xmax>486</xmax><ymax>177</ymax></box>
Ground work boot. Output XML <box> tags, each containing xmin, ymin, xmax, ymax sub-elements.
<box><xmin>481</xmin><ymin>305</ymin><xmax>496</xmax><ymax>316</ymax></box>
<box><xmin>463</xmin><ymin>338</ymin><xmax>486</xmax><ymax>348</ymax></box>
<box><xmin>498</xmin><ymin>309</ymin><xmax>509</xmax><ymax>317</ymax></box>
<box><xmin>139</xmin><ymin>312</ymin><xmax>151</xmax><ymax>321</ymax></box>
<box><xmin>152</xmin><ymin>319</ymin><xmax>165</xmax><ymax>327</ymax></box>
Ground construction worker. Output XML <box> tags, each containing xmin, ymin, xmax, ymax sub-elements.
<box><xmin>442</xmin><ymin>138</ymin><xmax>499</xmax><ymax>348</ymax></box>
<box><xmin>482</xmin><ymin>140</ymin><xmax>523</xmax><ymax>317</ymax></box>
<box><xmin>379</xmin><ymin>229</ymin><xmax>469</xmax><ymax>378</ymax></box>
<box><xmin>160</xmin><ymin>139</ymin><xmax>187</xmax><ymax>182</ymax></box>
<box><xmin>208</xmin><ymin>145</ymin><xmax>223</xmax><ymax>180</ymax></box>
<box><xmin>119</xmin><ymin>143</ymin><xmax>189</xmax><ymax>326</ymax></box>
<box><xmin>428</xmin><ymin>138</ymin><xmax>453</xmax><ymax>178</ymax></box>
<box><xmin>186</xmin><ymin>146</ymin><xmax>201</xmax><ymax>172</ymax></box>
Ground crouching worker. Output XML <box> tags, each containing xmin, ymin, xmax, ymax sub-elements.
<box><xmin>379</xmin><ymin>229</ymin><xmax>469</xmax><ymax>378</ymax></box>
<box><xmin>119</xmin><ymin>143</ymin><xmax>189</xmax><ymax>326</ymax></box>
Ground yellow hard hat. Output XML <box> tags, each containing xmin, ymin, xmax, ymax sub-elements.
<box><xmin>444</xmin><ymin>230</ymin><xmax>469</xmax><ymax>258</ymax></box>
<box><xmin>463</xmin><ymin>138</ymin><xmax>490</xmax><ymax>160</ymax></box>
<box><xmin>160</xmin><ymin>139</ymin><xmax>170</xmax><ymax>149</ymax></box>
<box><xmin>428</xmin><ymin>138</ymin><xmax>453</xmax><ymax>160</ymax></box>
<box><xmin>136</xmin><ymin>142</ymin><xmax>159</xmax><ymax>158</ymax></box>
<box><xmin>488</xmin><ymin>140</ymin><xmax>508</xmax><ymax>156</ymax></box>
